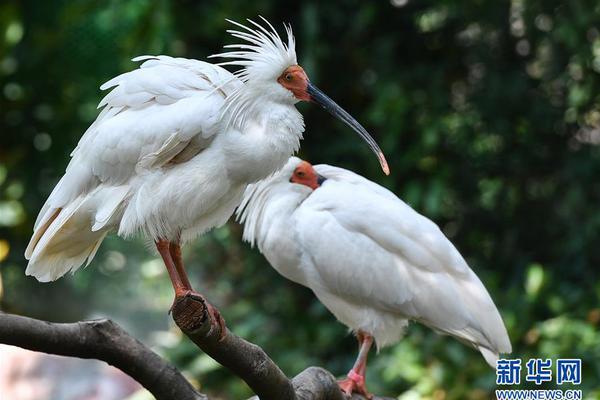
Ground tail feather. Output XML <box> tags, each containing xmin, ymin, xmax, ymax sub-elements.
<box><xmin>25</xmin><ymin>194</ymin><xmax>109</xmax><ymax>282</ymax></box>
<box><xmin>447</xmin><ymin>268</ymin><xmax>513</xmax><ymax>363</ymax></box>
<box><xmin>85</xmin><ymin>232</ymin><xmax>107</xmax><ymax>267</ymax></box>
<box><xmin>420</xmin><ymin>269</ymin><xmax>512</xmax><ymax>367</ymax></box>
<box><xmin>25</xmin><ymin>207</ymin><xmax>61</xmax><ymax>259</ymax></box>
<box><xmin>25</xmin><ymin>236</ymin><xmax>106</xmax><ymax>282</ymax></box>
<box><xmin>478</xmin><ymin>346</ymin><xmax>501</xmax><ymax>368</ymax></box>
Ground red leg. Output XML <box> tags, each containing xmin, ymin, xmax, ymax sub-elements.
<box><xmin>156</xmin><ymin>239</ymin><xmax>189</xmax><ymax>293</ymax></box>
<box><xmin>155</xmin><ymin>239</ymin><xmax>226</xmax><ymax>339</ymax></box>
<box><xmin>168</xmin><ymin>241</ymin><xmax>192</xmax><ymax>290</ymax></box>
<box><xmin>338</xmin><ymin>331</ymin><xmax>374</xmax><ymax>399</ymax></box>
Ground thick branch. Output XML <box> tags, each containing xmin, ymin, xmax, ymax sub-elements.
<box><xmin>292</xmin><ymin>367</ymin><xmax>345</xmax><ymax>400</ymax></box>
<box><xmin>0</xmin><ymin>308</ymin><xmax>395</xmax><ymax>400</ymax></box>
<box><xmin>172</xmin><ymin>295</ymin><xmax>394</xmax><ymax>400</ymax></box>
<box><xmin>291</xmin><ymin>367</ymin><xmax>395</xmax><ymax>400</ymax></box>
<box><xmin>0</xmin><ymin>312</ymin><xmax>206</xmax><ymax>400</ymax></box>
<box><xmin>172</xmin><ymin>294</ymin><xmax>296</xmax><ymax>400</ymax></box>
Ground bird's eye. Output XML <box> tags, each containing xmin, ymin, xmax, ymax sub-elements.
<box><xmin>296</xmin><ymin>171</ymin><xmax>305</xmax><ymax>178</ymax></box>
<box><xmin>285</xmin><ymin>73</ymin><xmax>293</xmax><ymax>81</ymax></box>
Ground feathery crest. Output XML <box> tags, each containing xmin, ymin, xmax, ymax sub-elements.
<box><xmin>211</xmin><ymin>17</ymin><xmax>297</xmax><ymax>83</ymax></box>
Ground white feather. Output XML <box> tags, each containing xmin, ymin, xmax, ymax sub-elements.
<box><xmin>211</xmin><ymin>16</ymin><xmax>297</xmax><ymax>84</ymax></box>
<box><xmin>26</xmin><ymin>19</ymin><xmax>308</xmax><ymax>282</ymax></box>
<box><xmin>238</xmin><ymin>158</ymin><xmax>512</xmax><ymax>365</ymax></box>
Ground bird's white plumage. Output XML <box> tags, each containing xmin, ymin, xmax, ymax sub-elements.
<box><xmin>237</xmin><ymin>157</ymin><xmax>512</xmax><ymax>366</ymax></box>
<box><xmin>26</xmin><ymin>19</ymin><xmax>306</xmax><ymax>282</ymax></box>
<box><xmin>213</xmin><ymin>18</ymin><xmax>297</xmax><ymax>83</ymax></box>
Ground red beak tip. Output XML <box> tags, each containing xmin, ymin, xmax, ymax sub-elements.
<box><xmin>379</xmin><ymin>154</ymin><xmax>390</xmax><ymax>175</ymax></box>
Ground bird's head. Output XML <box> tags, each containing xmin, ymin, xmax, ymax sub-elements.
<box><xmin>237</xmin><ymin>157</ymin><xmax>316</xmax><ymax>246</ymax></box>
<box><xmin>289</xmin><ymin>159</ymin><xmax>326</xmax><ymax>190</ymax></box>
<box><xmin>276</xmin><ymin>65</ymin><xmax>310</xmax><ymax>102</ymax></box>
<box><xmin>213</xmin><ymin>17</ymin><xmax>389</xmax><ymax>175</ymax></box>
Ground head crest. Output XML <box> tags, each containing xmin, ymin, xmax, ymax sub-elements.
<box><xmin>211</xmin><ymin>17</ymin><xmax>297</xmax><ymax>83</ymax></box>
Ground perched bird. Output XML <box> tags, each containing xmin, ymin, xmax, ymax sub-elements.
<box><xmin>237</xmin><ymin>157</ymin><xmax>512</xmax><ymax>397</ymax></box>
<box><xmin>24</xmin><ymin>18</ymin><xmax>388</xmax><ymax>330</ymax></box>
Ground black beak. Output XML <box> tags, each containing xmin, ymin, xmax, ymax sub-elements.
<box><xmin>317</xmin><ymin>174</ymin><xmax>327</xmax><ymax>187</ymax></box>
<box><xmin>306</xmin><ymin>81</ymin><xmax>390</xmax><ymax>175</ymax></box>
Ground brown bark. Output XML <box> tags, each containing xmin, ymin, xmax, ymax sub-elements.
<box><xmin>0</xmin><ymin>309</ymin><xmax>394</xmax><ymax>400</ymax></box>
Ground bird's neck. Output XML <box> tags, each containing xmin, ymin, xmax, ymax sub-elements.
<box><xmin>239</xmin><ymin>184</ymin><xmax>309</xmax><ymax>284</ymax></box>
<box><xmin>221</xmin><ymin>100</ymin><xmax>305</xmax><ymax>183</ymax></box>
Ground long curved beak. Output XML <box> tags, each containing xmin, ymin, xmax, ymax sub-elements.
<box><xmin>306</xmin><ymin>82</ymin><xmax>390</xmax><ymax>175</ymax></box>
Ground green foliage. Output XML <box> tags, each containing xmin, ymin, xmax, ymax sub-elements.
<box><xmin>1</xmin><ymin>0</ymin><xmax>599</xmax><ymax>398</ymax></box>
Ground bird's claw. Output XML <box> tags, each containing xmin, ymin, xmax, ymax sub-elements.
<box><xmin>338</xmin><ymin>370</ymin><xmax>372</xmax><ymax>399</ymax></box>
<box><xmin>203</xmin><ymin>298</ymin><xmax>227</xmax><ymax>341</ymax></box>
<box><xmin>172</xmin><ymin>290</ymin><xmax>227</xmax><ymax>341</ymax></box>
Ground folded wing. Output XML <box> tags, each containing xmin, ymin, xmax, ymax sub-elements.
<box><xmin>295</xmin><ymin>166</ymin><xmax>511</xmax><ymax>365</ymax></box>
<box><xmin>26</xmin><ymin>56</ymin><xmax>242</xmax><ymax>281</ymax></box>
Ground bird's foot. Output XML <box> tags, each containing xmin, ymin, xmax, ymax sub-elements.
<box><xmin>338</xmin><ymin>370</ymin><xmax>372</xmax><ymax>399</ymax></box>
<box><xmin>172</xmin><ymin>289</ymin><xmax>227</xmax><ymax>341</ymax></box>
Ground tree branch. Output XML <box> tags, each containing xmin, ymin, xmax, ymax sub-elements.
<box><xmin>0</xmin><ymin>311</ymin><xmax>206</xmax><ymax>400</ymax></box>
<box><xmin>0</xmin><ymin>307</ymin><xmax>393</xmax><ymax>400</ymax></box>
<box><xmin>172</xmin><ymin>294</ymin><xmax>297</xmax><ymax>400</ymax></box>
<box><xmin>291</xmin><ymin>367</ymin><xmax>346</xmax><ymax>400</ymax></box>
<box><xmin>171</xmin><ymin>295</ymin><xmax>394</xmax><ymax>400</ymax></box>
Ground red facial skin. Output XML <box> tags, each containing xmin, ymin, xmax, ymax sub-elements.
<box><xmin>290</xmin><ymin>161</ymin><xmax>320</xmax><ymax>190</ymax></box>
<box><xmin>277</xmin><ymin>65</ymin><xmax>310</xmax><ymax>101</ymax></box>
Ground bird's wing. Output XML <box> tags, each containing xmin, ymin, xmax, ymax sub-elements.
<box><xmin>313</xmin><ymin>164</ymin><xmax>470</xmax><ymax>277</ymax></box>
<box><xmin>293</xmin><ymin>178</ymin><xmax>463</xmax><ymax>311</ymax></box>
<box><xmin>313</xmin><ymin>164</ymin><xmax>399</xmax><ymax>202</ymax></box>
<box><xmin>37</xmin><ymin>56</ymin><xmax>242</xmax><ymax>221</ymax></box>
<box><xmin>81</xmin><ymin>55</ymin><xmax>241</xmax><ymax>183</ymax></box>
<box><xmin>295</xmin><ymin>171</ymin><xmax>511</xmax><ymax>356</ymax></box>
<box><xmin>27</xmin><ymin>56</ymin><xmax>243</xmax><ymax>268</ymax></box>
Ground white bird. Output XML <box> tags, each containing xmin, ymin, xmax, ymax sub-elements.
<box><xmin>237</xmin><ymin>157</ymin><xmax>512</xmax><ymax>397</ymax></box>
<box><xmin>24</xmin><ymin>18</ymin><xmax>389</xmax><ymax>330</ymax></box>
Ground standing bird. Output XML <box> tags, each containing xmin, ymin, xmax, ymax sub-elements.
<box><xmin>24</xmin><ymin>18</ymin><xmax>388</xmax><ymax>331</ymax></box>
<box><xmin>237</xmin><ymin>157</ymin><xmax>512</xmax><ymax>397</ymax></box>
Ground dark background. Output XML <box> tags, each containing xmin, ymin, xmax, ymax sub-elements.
<box><xmin>0</xmin><ymin>0</ymin><xmax>599</xmax><ymax>398</ymax></box>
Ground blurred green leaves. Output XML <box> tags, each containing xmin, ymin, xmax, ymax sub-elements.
<box><xmin>525</xmin><ymin>263</ymin><xmax>545</xmax><ymax>300</ymax></box>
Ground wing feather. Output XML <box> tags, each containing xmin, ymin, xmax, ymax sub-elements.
<box><xmin>42</xmin><ymin>56</ymin><xmax>242</xmax><ymax>213</ymax></box>
<box><xmin>295</xmin><ymin>174</ymin><xmax>511</xmax><ymax>356</ymax></box>
<box><xmin>27</xmin><ymin>56</ymin><xmax>243</xmax><ymax>266</ymax></box>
